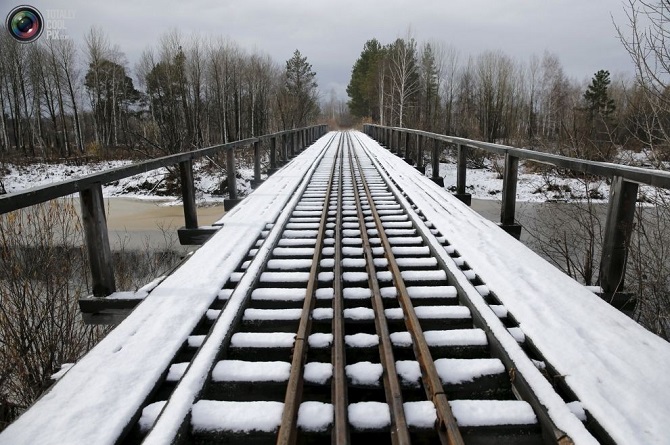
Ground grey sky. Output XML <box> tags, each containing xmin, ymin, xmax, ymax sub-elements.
<box><xmin>6</xmin><ymin>0</ymin><xmax>635</xmax><ymax>99</ymax></box>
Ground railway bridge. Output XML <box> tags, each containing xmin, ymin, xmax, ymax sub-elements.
<box><xmin>1</xmin><ymin>128</ymin><xmax>670</xmax><ymax>445</ymax></box>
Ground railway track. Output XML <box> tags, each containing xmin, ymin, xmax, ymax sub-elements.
<box><xmin>121</xmin><ymin>131</ymin><xmax>595</xmax><ymax>444</ymax></box>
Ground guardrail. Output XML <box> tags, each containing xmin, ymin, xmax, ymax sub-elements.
<box><xmin>0</xmin><ymin>125</ymin><xmax>328</xmax><ymax>301</ymax></box>
<box><xmin>364</xmin><ymin>124</ymin><xmax>670</xmax><ymax>305</ymax></box>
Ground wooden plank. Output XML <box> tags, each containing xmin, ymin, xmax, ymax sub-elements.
<box><xmin>599</xmin><ymin>176</ymin><xmax>638</xmax><ymax>294</ymax></box>
<box><xmin>501</xmin><ymin>153</ymin><xmax>519</xmax><ymax>226</ymax></box>
<box><xmin>79</xmin><ymin>183</ymin><xmax>116</xmax><ymax>298</ymax></box>
<box><xmin>227</xmin><ymin>148</ymin><xmax>237</xmax><ymax>201</ymax></box>
<box><xmin>179</xmin><ymin>160</ymin><xmax>198</xmax><ymax>229</ymax></box>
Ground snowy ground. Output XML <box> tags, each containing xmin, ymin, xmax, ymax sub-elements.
<box><xmin>2</xmin><ymin>148</ymin><xmax>666</xmax><ymax>205</ymax></box>
<box><xmin>1</xmin><ymin>160</ymin><xmax>258</xmax><ymax>205</ymax></box>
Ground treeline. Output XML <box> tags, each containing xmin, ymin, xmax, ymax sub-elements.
<box><xmin>347</xmin><ymin>32</ymin><xmax>666</xmax><ymax>163</ymax></box>
<box><xmin>0</xmin><ymin>28</ymin><xmax>320</xmax><ymax>159</ymax></box>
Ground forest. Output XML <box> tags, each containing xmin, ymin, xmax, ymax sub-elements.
<box><xmin>346</xmin><ymin>29</ymin><xmax>670</xmax><ymax>166</ymax></box>
<box><xmin>0</xmin><ymin>27</ymin><xmax>321</xmax><ymax>161</ymax></box>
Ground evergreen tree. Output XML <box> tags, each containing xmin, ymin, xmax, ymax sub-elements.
<box><xmin>278</xmin><ymin>50</ymin><xmax>319</xmax><ymax>128</ymax></box>
<box><xmin>584</xmin><ymin>70</ymin><xmax>616</xmax><ymax>117</ymax></box>
<box><xmin>347</xmin><ymin>39</ymin><xmax>384</xmax><ymax>120</ymax></box>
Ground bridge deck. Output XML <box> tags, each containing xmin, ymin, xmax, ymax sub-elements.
<box><xmin>1</xmin><ymin>131</ymin><xmax>669</xmax><ymax>445</ymax></box>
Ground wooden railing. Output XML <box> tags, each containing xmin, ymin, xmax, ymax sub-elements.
<box><xmin>0</xmin><ymin>125</ymin><xmax>328</xmax><ymax>300</ymax></box>
<box><xmin>364</xmin><ymin>124</ymin><xmax>670</xmax><ymax>303</ymax></box>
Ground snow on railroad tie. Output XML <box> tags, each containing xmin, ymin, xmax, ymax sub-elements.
<box><xmin>395</xmin><ymin>358</ymin><xmax>506</xmax><ymax>387</ymax></box>
<box><xmin>346</xmin><ymin>362</ymin><xmax>383</xmax><ymax>386</ymax></box>
<box><xmin>191</xmin><ymin>401</ymin><xmax>334</xmax><ymax>433</ymax></box>
<box><xmin>266</xmin><ymin>259</ymin><xmax>313</xmax><ymax>270</ymax></box>
<box><xmin>390</xmin><ymin>246</ymin><xmax>430</xmax><ymax>256</ymax></box>
<box><xmin>272</xmin><ymin>247</ymin><xmax>315</xmax><ymax>256</ymax></box>
<box><xmin>380</xmin><ymin>286</ymin><xmax>458</xmax><ymax>300</ymax></box>
<box><xmin>260</xmin><ymin>272</ymin><xmax>310</xmax><ymax>283</ymax></box>
<box><xmin>386</xmin><ymin>236</ymin><xmax>424</xmax><ymax>245</ymax></box>
<box><xmin>391</xmin><ymin>329</ymin><xmax>488</xmax><ymax>347</ymax></box>
<box><xmin>281</xmin><ymin>229</ymin><xmax>319</xmax><ymax>238</ymax></box>
<box><xmin>212</xmin><ymin>360</ymin><xmax>291</xmax><ymax>382</ymax></box>
<box><xmin>376</xmin><ymin>270</ymin><xmax>447</xmax><ymax>283</ymax></box>
<box><xmin>251</xmin><ymin>288</ymin><xmax>306</xmax><ymax>302</ymax></box>
<box><xmin>384</xmin><ymin>306</ymin><xmax>471</xmax><ymax>320</ymax></box>
<box><xmin>277</xmin><ymin>238</ymin><xmax>317</xmax><ymax>247</ymax></box>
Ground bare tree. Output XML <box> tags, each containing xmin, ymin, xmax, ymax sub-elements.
<box><xmin>388</xmin><ymin>31</ymin><xmax>420</xmax><ymax>128</ymax></box>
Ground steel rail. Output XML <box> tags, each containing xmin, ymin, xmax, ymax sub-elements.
<box><xmin>331</xmin><ymin>137</ymin><xmax>350</xmax><ymax>444</ymax></box>
<box><xmin>346</xmin><ymin>132</ymin><xmax>411</xmax><ymax>445</ymax></box>
<box><xmin>139</xmin><ymin>133</ymin><xmax>339</xmax><ymax>445</ymax></box>
<box><xmin>351</xmin><ymin>139</ymin><xmax>465</xmax><ymax>445</ymax></box>
<box><xmin>276</xmin><ymin>138</ymin><xmax>342</xmax><ymax>445</ymax></box>
<box><xmin>353</xmin><ymin>131</ymin><xmax>579</xmax><ymax>445</ymax></box>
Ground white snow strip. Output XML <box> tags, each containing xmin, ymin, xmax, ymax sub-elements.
<box><xmin>346</xmin><ymin>362</ymin><xmax>383</xmax><ymax>386</ymax></box>
<box><xmin>260</xmin><ymin>272</ymin><xmax>309</xmax><ymax>283</ymax></box>
<box><xmin>403</xmin><ymin>401</ymin><xmax>437</xmax><ymax>428</ymax></box>
<box><xmin>211</xmin><ymin>360</ymin><xmax>290</xmax><ymax>382</ymax></box>
<box><xmin>138</xmin><ymin>401</ymin><xmax>167</xmax><ymax>432</ymax></box>
<box><xmin>188</xmin><ymin>336</ymin><xmax>205</xmax><ymax>348</ymax></box>
<box><xmin>343</xmin><ymin>287</ymin><xmax>372</xmax><ymax>299</ymax></box>
<box><xmin>434</xmin><ymin>358</ymin><xmax>506</xmax><ymax>384</ymax></box>
<box><xmin>384</xmin><ymin>306</ymin><xmax>470</xmax><ymax>320</ymax></box>
<box><xmin>191</xmin><ymin>400</ymin><xmax>283</xmax><ymax>433</ymax></box>
<box><xmin>251</xmin><ymin>288</ymin><xmax>306</xmax><ymax>301</ymax></box>
<box><xmin>266</xmin><ymin>259</ymin><xmax>313</xmax><ymax>270</ymax></box>
<box><xmin>344</xmin><ymin>307</ymin><xmax>375</xmax><ymax>320</ymax></box>
<box><xmin>243</xmin><ymin>309</ymin><xmax>301</xmax><ymax>321</ymax></box>
<box><xmin>390</xmin><ymin>329</ymin><xmax>488</xmax><ymax>347</ymax></box>
<box><xmin>312</xmin><ymin>308</ymin><xmax>334</xmax><ymax>320</ymax></box>
<box><xmin>166</xmin><ymin>363</ymin><xmax>189</xmax><ymax>382</ymax></box>
<box><xmin>348</xmin><ymin>402</ymin><xmax>390</xmax><ymax>430</ymax></box>
<box><xmin>297</xmin><ymin>402</ymin><xmax>333</xmax><ymax>432</ymax></box>
<box><xmin>380</xmin><ymin>286</ymin><xmax>458</xmax><ymax>299</ymax></box>
<box><xmin>308</xmin><ymin>333</ymin><xmax>333</xmax><ymax>348</ymax></box>
<box><xmin>345</xmin><ymin>333</ymin><xmax>379</xmax><ymax>348</ymax></box>
<box><xmin>304</xmin><ymin>362</ymin><xmax>333</xmax><ymax>384</ymax></box>
<box><xmin>449</xmin><ymin>400</ymin><xmax>537</xmax><ymax>426</ymax></box>
<box><xmin>230</xmin><ymin>332</ymin><xmax>296</xmax><ymax>348</ymax></box>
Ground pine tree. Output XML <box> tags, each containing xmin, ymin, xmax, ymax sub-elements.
<box><xmin>278</xmin><ymin>49</ymin><xmax>318</xmax><ymax>128</ymax></box>
<box><xmin>584</xmin><ymin>70</ymin><xmax>615</xmax><ymax>118</ymax></box>
<box><xmin>347</xmin><ymin>39</ymin><xmax>384</xmax><ymax>120</ymax></box>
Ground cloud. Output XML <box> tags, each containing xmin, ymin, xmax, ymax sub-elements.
<box><xmin>12</xmin><ymin>0</ymin><xmax>635</xmax><ymax>100</ymax></box>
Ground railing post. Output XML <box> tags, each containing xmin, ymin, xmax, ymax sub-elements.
<box><xmin>403</xmin><ymin>131</ymin><xmax>413</xmax><ymax>165</ymax></box>
<box><xmin>252</xmin><ymin>140</ymin><xmax>263</xmax><ymax>189</ymax></box>
<box><xmin>224</xmin><ymin>147</ymin><xmax>241</xmax><ymax>210</ymax></box>
<box><xmin>430</xmin><ymin>138</ymin><xmax>444</xmax><ymax>187</ymax></box>
<box><xmin>283</xmin><ymin>133</ymin><xmax>289</xmax><ymax>164</ymax></box>
<box><xmin>79</xmin><ymin>183</ymin><xmax>116</xmax><ymax>298</ymax></box>
<box><xmin>269</xmin><ymin>137</ymin><xmax>277</xmax><ymax>174</ymax></box>
<box><xmin>454</xmin><ymin>145</ymin><xmax>472</xmax><ymax>206</ymax></box>
<box><xmin>179</xmin><ymin>160</ymin><xmax>198</xmax><ymax>229</ymax></box>
<box><xmin>599</xmin><ymin>176</ymin><xmax>638</xmax><ymax>309</ymax></box>
<box><xmin>415</xmin><ymin>134</ymin><xmax>424</xmax><ymax>173</ymax></box>
<box><xmin>500</xmin><ymin>153</ymin><xmax>522</xmax><ymax>239</ymax></box>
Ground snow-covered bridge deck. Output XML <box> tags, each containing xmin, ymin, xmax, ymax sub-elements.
<box><xmin>1</xmin><ymin>131</ymin><xmax>670</xmax><ymax>445</ymax></box>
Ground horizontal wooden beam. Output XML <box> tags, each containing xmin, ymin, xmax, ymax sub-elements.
<box><xmin>364</xmin><ymin>124</ymin><xmax>670</xmax><ymax>190</ymax></box>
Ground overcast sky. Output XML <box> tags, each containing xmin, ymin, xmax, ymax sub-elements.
<box><xmin>6</xmin><ymin>0</ymin><xmax>635</xmax><ymax>100</ymax></box>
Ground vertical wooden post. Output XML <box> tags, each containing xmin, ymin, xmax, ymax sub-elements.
<box><xmin>599</xmin><ymin>176</ymin><xmax>638</xmax><ymax>294</ymax></box>
<box><xmin>179</xmin><ymin>160</ymin><xmax>198</xmax><ymax>229</ymax></box>
<box><xmin>430</xmin><ymin>138</ymin><xmax>444</xmax><ymax>186</ymax></box>
<box><xmin>403</xmin><ymin>131</ymin><xmax>411</xmax><ymax>162</ymax></box>
<box><xmin>80</xmin><ymin>183</ymin><xmax>116</xmax><ymax>298</ymax></box>
<box><xmin>454</xmin><ymin>144</ymin><xmax>471</xmax><ymax>205</ymax></box>
<box><xmin>252</xmin><ymin>140</ymin><xmax>263</xmax><ymax>188</ymax></box>
<box><xmin>227</xmin><ymin>148</ymin><xmax>237</xmax><ymax>200</ymax></box>
<box><xmin>270</xmin><ymin>137</ymin><xmax>277</xmax><ymax>172</ymax></box>
<box><xmin>283</xmin><ymin>133</ymin><xmax>289</xmax><ymax>162</ymax></box>
<box><xmin>224</xmin><ymin>147</ymin><xmax>241</xmax><ymax>210</ymax></box>
<box><xmin>500</xmin><ymin>153</ymin><xmax>521</xmax><ymax>238</ymax></box>
<box><xmin>416</xmin><ymin>134</ymin><xmax>424</xmax><ymax>172</ymax></box>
